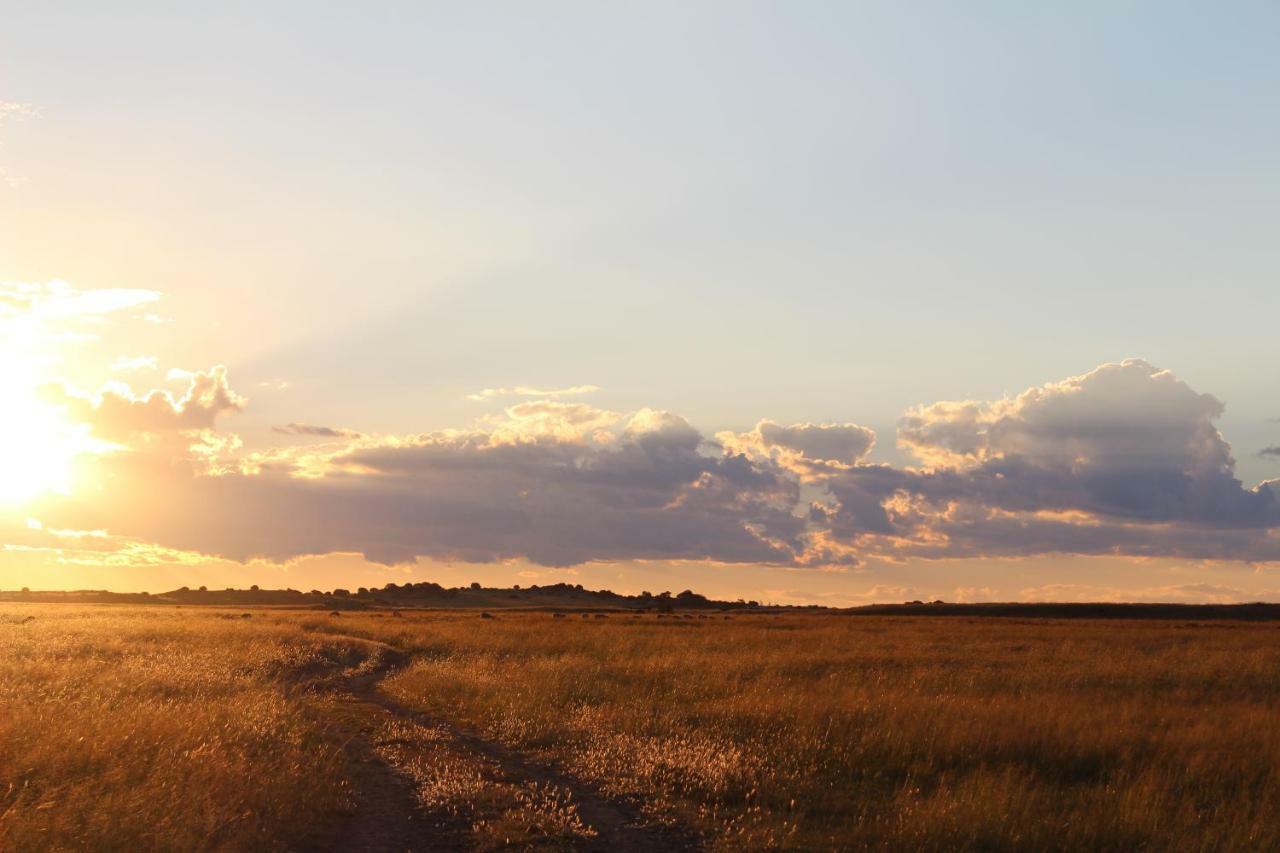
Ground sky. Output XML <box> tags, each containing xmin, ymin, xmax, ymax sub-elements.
<box><xmin>1</xmin><ymin>2</ymin><xmax>1278</xmax><ymax>604</ymax></box>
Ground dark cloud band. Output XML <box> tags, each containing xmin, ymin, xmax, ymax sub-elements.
<box><xmin>36</xmin><ymin>359</ymin><xmax>1280</xmax><ymax>568</ymax></box>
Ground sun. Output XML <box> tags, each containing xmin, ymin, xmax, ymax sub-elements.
<box><xmin>0</xmin><ymin>365</ymin><xmax>94</xmax><ymax>506</ymax></box>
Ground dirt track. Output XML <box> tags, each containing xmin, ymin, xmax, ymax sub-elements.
<box><xmin>303</xmin><ymin>637</ymin><xmax>697</xmax><ymax>852</ymax></box>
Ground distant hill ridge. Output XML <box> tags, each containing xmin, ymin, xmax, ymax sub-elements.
<box><xmin>2</xmin><ymin>583</ymin><xmax>1280</xmax><ymax>619</ymax></box>
<box><xmin>0</xmin><ymin>581</ymin><xmax>762</xmax><ymax>612</ymax></box>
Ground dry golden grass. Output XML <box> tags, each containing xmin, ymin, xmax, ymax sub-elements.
<box><xmin>0</xmin><ymin>605</ymin><xmax>376</xmax><ymax>851</ymax></box>
<box><xmin>4</xmin><ymin>605</ymin><xmax>1280</xmax><ymax>850</ymax></box>
<box><xmin>380</xmin><ymin>613</ymin><xmax>1280</xmax><ymax>850</ymax></box>
<box><xmin>373</xmin><ymin>717</ymin><xmax>597</xmax><ymax>849</ymax></box>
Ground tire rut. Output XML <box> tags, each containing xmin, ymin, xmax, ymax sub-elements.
<box><xmin>303</xmin><ymin>644</ymin><xmax>468</xmax><ymax>852</ymax></box>
<box><xmin>309</xmin><ymin>639</ymin><xmax>700</xmax><ymax>852</ymax></box>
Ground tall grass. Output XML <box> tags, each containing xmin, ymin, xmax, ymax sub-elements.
<box><xmin>382</xmin><ymin>614</ymin><xmax>1280</xmax><ymax>850</ymax></box>
<box><xmin>4</xmin><ymin>606</ymin><xmax>1279</xmax><ymax>850</ymax></box>
<box><xmin>0</xmin><ymin>606</ymin><xmax>369</xmax><ymax>850</ymax></box>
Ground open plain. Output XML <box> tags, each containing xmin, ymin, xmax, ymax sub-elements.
<box><xmin>3</xmin><ymin>604</ymin><xmax>1280</xmax><ymax>850</ymax></box>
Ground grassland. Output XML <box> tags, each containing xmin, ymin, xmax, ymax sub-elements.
<box><xmin>3</xmin><ymin>605</ymin><xmax>1280</xmax><ymax>850</ymax></box>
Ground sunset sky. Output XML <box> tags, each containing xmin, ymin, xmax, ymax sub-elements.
<box><xmin>1</xmin><ymin>3</ymin><xmax>1278</xmax><ymax>604</ymax></box>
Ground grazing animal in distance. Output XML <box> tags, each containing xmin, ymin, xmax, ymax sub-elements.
<box><xmin>391</xmin><ymin>610</ymin><xmax>403</xmax><ymax>618</ymax></box>
<box><xmin>328</xmin><ymin>611</ymin><xmax>341</xmax><ymax>618</ymax></box>
<box><xmin>480</xmin><ymin>612</ymin><xmax>494</xmax><ymax>619</ymax></box>
<box><xmin>552</xmin><ymin>612</ymin><xmax>566</xmax><ymax>619</ymax></box>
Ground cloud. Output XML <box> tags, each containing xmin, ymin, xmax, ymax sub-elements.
<box><xmin>0</xmin><ymin>102</ymin><xmax>36</xmax><ymax>121</ymax></box>
<box><xmin>110</xmin><ymin>356</ymin><xmax>158</xmax><ymax>372</ymax></box>
<box><xmin>718</xmin><ymin>420</ymin><xmax>875</xmax><ymax>479</ymax></box>
<box><xmin>1018</xmin><ymin>582</ymin><xmax>1280</xmax><ymax>604</ymax></box>
<box><xmin>899</xmin><ymin>359</ymin><xmax>1227</xmax><ymax>472</ymax></box>
<box><xmin>1</xmin><ymin>281</ymin><xmax>161</xmax><ymax>360</ymax></box>
<box><xmin>821</xmin><ymin>360</ymin><xmax>1280</xmax><ymax>561</ymax></box>
<box><xmin>26</xmin><ymin>357</ymin><xmax>1280</xmax><ymax>571</ymax></box>
<box><xmin>762</xmin><ymin>584</ymin><xmax>919</xmax><ymax>606</ymax></box>
<box><xmin>757</xmin><ymin>421</ymin><xmax>875</xmax><ymax>463</ymax></box>
<box><xmin>0</xmin><ymin>281</ymin><xmax>159</xmax><ymax>324</ymax></box>
<box><xmin>488</xmin><ymin>400</ymin><xmax>620</xmax><ymax>444</ymax></box>
<box><xmin>622</xmin><ymin>408</ymin><xmax>702</xmax><ymax>450</ymax></box>
<box><xmin>902</xmin><ymin>360</ymin><xmax>1278</xmax><ymax>526</ymax></box>
<box><xmin>42</xmin><ymin>366</ymin><xmax>245</xmax><ymax>443</ymax></box>
<box><xmin>1260</xmin><ymin>446</ymin><xmax>1280</xmax><ymax>459</ymax></box>
<box><xmin>466</xmin><ymin>384</ymin><xmax>599</xmax><ymax>401</ymax></box>
<box><xmin>43</xmin><ymin>397</ymin><xmax>804</xmax><ymax>567</ymax></box>
<box><xmin>272</xmin><ymin>423</ymin><xmax>362</xmax><ymax>439</ymax></box>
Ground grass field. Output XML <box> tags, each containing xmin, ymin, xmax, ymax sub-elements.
<box><xmin>3</xmin><ymin>605</ymin><xmax>1280</xmax><ymax>850</ymax></box>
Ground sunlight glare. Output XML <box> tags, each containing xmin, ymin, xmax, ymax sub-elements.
<box><xmin>0</xmin><ymin>362</ymin><xmax>95</xmax><ymax>506</ymax></box>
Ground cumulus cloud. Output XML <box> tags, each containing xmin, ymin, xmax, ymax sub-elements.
<box><xmin>467</xmin><ymin>384</ymin><xmax>599</xmax><ymax>401</ymax></box>
<box><xmin>821</xmin><ymin>360</ymin><xmax>1280</xmax><ymax>561</ymax></box>
<box><xmin>623</xmin><ymin>408</ymin><xmax>703</xmax><ymax>450</ymax></box>
<box><xmin>42</xmin><ymin>366</ymin><xmax>245</xmax><ymax>443</ymax></box>
<box><xmin>899</xmin><ymin>360</ymin><xmax>1228</xmax><ymax>474</ymax></box>
<box><xmin>488</xmin><ymin>400</ymin><xmax>621</xmax><ymax>444</ymax></box>
<box><xmin>43</xmin><ymin>399</ymin><xmax>804</xmax><ymax>567</ymax></box>
<box><xmin>1260</xmin><ymin>446</ymin><xmax>1280</xmax><ymax>459</ymax></box>
<box><xmin>757</xmin><ymin>421</ymin><xmax>875</xmax><ymax>462</ymax></box>
<box><xmin>718</xmin><ymin>420</ymin><xmax>875</xmax><ymax>480</ymax></box>
<box><xmin>903</xmin><ymin>360</ymin><xmax>1277</xmax><ymax>525</ymax></box>
<box><xmin>27</xmin><ymin>357</ymin><xmax>1280</xmax><ymax>571</ymax></box>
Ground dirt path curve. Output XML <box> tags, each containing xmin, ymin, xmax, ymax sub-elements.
<box><xmin>306</xmin><ymin>635</ymin><xmax>700</xmax><ymax>852</ymax></box>
<box><xmin>303</xmin><ymin>641</ymin><xmax>468</xmax><ymax>852</ymax></box>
